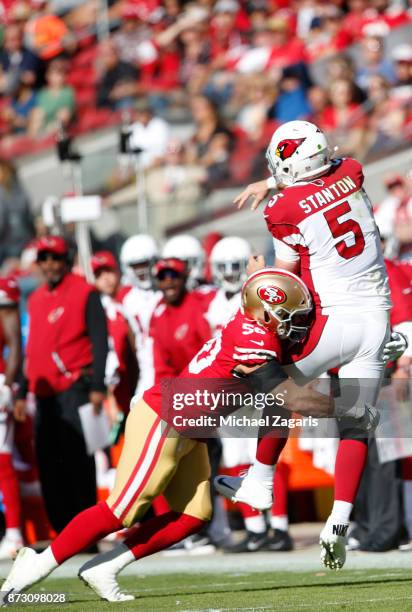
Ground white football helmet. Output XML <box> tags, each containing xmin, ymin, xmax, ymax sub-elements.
<box><xmin>210</xmin><ymin>236</ymin><xmax>251</xmax><ymax>294</ymax></box>
<box><xmin>120</xmin><ymin>234</ymin><xmax>159</xmax><ymax>290</ymax></box>
<box><xmin>266</xmin><ymin>120</ymin><xmax>333</xmax><ymax>186</ymax></box>
<box><xmin>162</xmin><ymin>235</ymin><xmax>204</xmax><ymax>287</ymax></box>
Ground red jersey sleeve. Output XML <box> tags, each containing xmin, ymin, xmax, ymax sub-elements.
<box><xmin>230</xmin><ymin>317</ymin><xmax>282</xmax><ymax>367</ymax></box>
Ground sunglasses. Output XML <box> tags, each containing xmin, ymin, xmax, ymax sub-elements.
<box><xmin>37</xmin><ymin>251</ymin><xmax>65</xmax><ymax>263</ymax></box>
<box><xmin>157</xmin><ymin>269</ymin><xmax>182</xmax><ymax>280</ymax></box>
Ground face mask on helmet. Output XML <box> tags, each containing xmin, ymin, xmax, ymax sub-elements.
<box><xmin>262</xmin><ymin>302</ymin><xmax>311</xmax><ymax>343</ymax></box>
<box><xmin>212</xmin><ymin>259</ymin><xmax>248</xmax><ymax>293</ymax></box>
<box><xmin>127</xmin><ymin>259</ymin><xmax>156</xmax><ymax>290</ymax></box>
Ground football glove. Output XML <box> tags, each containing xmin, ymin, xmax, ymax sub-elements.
<box><xmin>382</xmin><ymin>331</ymin><xmax>408</xmax><ymax>363</ymax></box>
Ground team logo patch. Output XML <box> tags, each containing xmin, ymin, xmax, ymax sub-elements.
<box><xmin>275</xmin><ymin>138</ymin><xmax>306</xmax><ymax>160</ymax></box>
<box><xmin>48</xmin><ymin>306</ymin><xmax>64</xmax><ymax>324</ymax></box>
<box><xmin>175</xmin><ymin>323</ymin><xmax>189</xmax><ymax>341</ymax></box>
<box><xmin>258</xmin><ymin>285</ymin><xmax>287</xmax><ymax>305</ymax></box>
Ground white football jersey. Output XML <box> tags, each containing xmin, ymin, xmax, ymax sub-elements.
<box><xmin>204</xmin><ymin>288</ymin><xmax>241</xmax><ymax>335</ymax></box>
<box><xmin>265</xmin><ymin>158</ymin><xmax>391</xmax><ymax>313</ymax></box>
<box><xmin>119</xmin><ymin>285</ymin><xmax>162</xmax><ymax>397</ymax></box>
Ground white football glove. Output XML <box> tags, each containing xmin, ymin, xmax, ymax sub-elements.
<box><xmin>335</xmin><ymin>402</ymin><xmax>380</xmax><ymax>433</ymax></box>
<box><xmin>382</xmin><ymin>331</ymin><xmax>408</xmax><ymax>363</ymax></box>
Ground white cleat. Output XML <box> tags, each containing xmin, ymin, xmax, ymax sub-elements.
<box><xmin>319</xmin><ymin>519</ymin><xmax>349</xmax><ymax>570</ymax></box>
<box><xmin>1</xmin><ymin>547</ymin><xmax>47</xmax><ymax>603</ymax></box>
<box><xmin>0</xmin><ymin>537</ymin><xmax>23</xmax><ymax>561</ymax></box>
<box><xmin>214</xmin><ymin>472</ymin><xmax>273</xmax><ymax>511</ymax></box>
<box><xmin>79</xmin><ymin>565</ymin><xmax>134</xmax><ymax>603</ymax></box>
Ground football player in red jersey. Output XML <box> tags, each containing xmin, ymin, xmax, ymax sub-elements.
<box><xmin>218</xmin><ymin>120</ymin><xmax>402</xmax><ymax>569</ymax></box>
<box><xmin>3</xmin><ymin>268</ymin><xmax>360</xmax><ymax>602</ymax></box>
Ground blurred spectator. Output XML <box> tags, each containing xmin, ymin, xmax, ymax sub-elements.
<box><xmin>321</xmin><ymin>78</ymin><xmax>367</xmax><ymax>157</ymax></box>
<box><xmin>305</xmin><ymin>8</ymin><xmax>352</xmax><ymax>62</ymax></box>
<box><xmin>28</xmin><ymin>59</ymin><xmax>74</xmax><ymax>136</ymax></box>
<box><xmin>112</xmin><ymin>3</ymin><xmax>153</xmax><ymax>67</ymax></box>
<box><xmin>186</xmin><ymin>94</ymin><xmax>233</xmax><ymax>184</ymax></box>
<box><xmin>146</xmin><ymin>138</ymin><xmax>206</xmax><ymax>236</ymax></box>
<box><xmin>391</xmin><ymin>44</ymin><xmax>412</xmax><ymax>99</ymax></box>
<box><xmin>24</xmin><ymin>0</ymin><xmax>76</xmax><ymax>60</ymax></box>
<box><xmin>3</xmin><ymin>82</ymin><xmax>37</xmax><ymax>134</ymax></box>
<box><xmin>356</xmin><ymin>35</ymin><xmax>396</xmax><ymax>91</ymax></box>
<box><xmin>0</xmin><ymin>159</ymin><xmax>34</xmax><ymax>264</ymax></box>
<box><xmin>0</xmin><ymin>24</ymin><xmax>40</xmax><ymax>96</ymax></box>
<box><xmin>307</xmin><ymin>84</ymin><xmax>329</xmax><ymax>126</ymax></box>
<box><xmin>374</xmin><ymin>172</ymin><xmax>412</xmax><ymax>259</ymax></box>
<box><xmin>326</xmin><ymin>55</ymin><xmax>366</xmax><ymax>104</ymax></box>
<box><xmin>128</xmin><ymin>98</ymin><xmax>171</xmax><ymax>169</ymax></box>
<box><xmin>236</xmin><ymin>73</ymin><xmax>277</xmax><ymax>140</ymax></box>
<box><xmin>96</xmin><ymin>39</ymin><xmax>139</xmax><ymax>111</ymax></box>
<box><xmin>268</xmin><ymin>63</ymin><xmax>311</xmax><ymax>123</ymax></box>
<box><xmin>22</xmin><ymin>235</ymin><xmax>108</xmax><ymax>532</ymax></box>
<box><xmin>366</xmin><ymin>75</ymin><xmax>407</xmax><ymax>155</ymax></box>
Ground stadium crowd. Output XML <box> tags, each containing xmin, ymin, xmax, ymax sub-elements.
<box><xmin>0</xmin><ymin>0</ymin><xmax>411</xmax><ymax>567</ymax></box>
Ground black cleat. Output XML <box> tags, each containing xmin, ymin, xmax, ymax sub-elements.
<box><xmin>224</xmin><ymin>531</ymin><xmax>269</xmax><ymax>553</ymax></box>
<box><xmin>266</xmin><ymin>529</ymin><xmax>294</xmax><ymax>551</ymax></box>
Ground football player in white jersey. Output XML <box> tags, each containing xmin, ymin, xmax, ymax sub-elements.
<box><xmin>162</xmin><ymin>234</ymin><xmax>205</xmax><ymax>290</ymax></box>
<box><xmin>215</xmin><ymin>120</ymin><xmax>398</xmax><ymax>570</ymax></box>
<box><xmin>119</xmin><ymin>234</ymin><xmax>162</xmax><ymax>399</ymax></box>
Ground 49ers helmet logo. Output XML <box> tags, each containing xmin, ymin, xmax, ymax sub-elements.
<box><xmin>257</xmin><ymin>285</ymin><xmax>287</xmax><ymax>305</ymax></box>
<box><xmin>275</xmin><ymin>138</ymin><xmax>306</xmax><ymax>160</ymax></box>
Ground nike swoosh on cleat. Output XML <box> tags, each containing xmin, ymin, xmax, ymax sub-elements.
<box><xmin>215</xmin><ymin>477</ymin><xmax>238</xmax><ymax>493</ymax></box>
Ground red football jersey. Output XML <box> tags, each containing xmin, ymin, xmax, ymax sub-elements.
<box><xmin>143</xmin><ymin>308</ymin><xmax>282</xmax><ymax>420</ymax></box>
<box><xmin>264</xmin><ymin>157</ymin><xmax>391</xmax><ymax>313</ymax></box>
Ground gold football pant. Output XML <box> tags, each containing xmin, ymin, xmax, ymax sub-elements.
<box><xmin>106</xmin><ymin>399</ymin><xmax>212</xmax><ymax>527</ymax></box>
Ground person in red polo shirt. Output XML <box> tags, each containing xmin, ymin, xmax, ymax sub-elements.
<box><xmin>150</xmin><ymin>258</ymin><xmax>212</xmax><ymax>381</ymax></box>
<box><xmin>21</xmin><ymin>236</ymin><xmax>108</xmax><ymax>533</ymax></box>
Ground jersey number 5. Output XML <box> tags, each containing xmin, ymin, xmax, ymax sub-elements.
<box><xmin>324</xmin><ymin>201</ymin><xmax>365</xmax><ymax>259</ymax></box>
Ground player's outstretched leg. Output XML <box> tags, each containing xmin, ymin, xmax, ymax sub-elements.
<box><xmin>79</xmin><ymin>511</ymin><xmax>205</xmax><ymax>601</ymax></box>
<box><xmin>0</xmin><ymin>501</ymin><xmax>122</xmax><ymax>600</ymax></box>
<box><xmin>215</xmin><ymin>436</ymin><xmax>287</xmax><ymax>510</ymax></box>
<box><xmin>319</xmin><ymin>439</ymin><xmax>368</xmax><ymax>570</ymax></box>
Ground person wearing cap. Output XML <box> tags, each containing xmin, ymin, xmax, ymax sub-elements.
<box><xmin>92</xmin><ymin>251</ymin><xmax>137</xmax><ymax>417</ymax></box>
<box><xmin>21</xmin><ymin>236</ymin><xmax>108</xmax><ymax>533</ymax></box>
<box><xmin>0</xmin><ymin>276</ymin><xmax>24</xmax><ymax>559</ymax></box>
<box><xmin>150</xmin><ymin>257</ymin><xmax>212</xmax><ymax>381</ymax></box>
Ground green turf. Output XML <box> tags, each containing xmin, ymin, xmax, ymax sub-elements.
<box><xmin>5</xmin><ymin>568</ymin><xmax>412</xmax><ymax>611</ymax></box>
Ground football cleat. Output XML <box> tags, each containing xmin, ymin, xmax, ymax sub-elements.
<box><xmin>79</xmin><ymin>565</ymin><xmax>134</xmax><ymax>603</ymax></box>
<box><xmin>266</xmin><ymin>529</ymin><xmax>294</xmax><ymax>552</ymax></box>
<box><xmin>214</xmin><ymin>472</ymin><xmax>273</xmax><ymax>511</ymax></box>
<box><xmin>319</xmin><ymin>518</ymin><xmax>349</xmax><ymax>570</ymax></box>
<box><xmin>1</xmin><ymin>547</ymin><xmax>47</xmax><ymax>602</ymax></box>
<box><xmin>224</xmin><ymin>531</ymin><xmax>268</xmax><ymax>553</ymax></box>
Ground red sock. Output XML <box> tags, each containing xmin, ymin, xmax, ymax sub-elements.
<box><xmin>124</xmin><ymin>511</ymin><xmax>205</xmax><ymax>559</ymax></box>
<box><xmin>334</xmin><ymin>439</ymin><xmax>368</xmax><ymax>503</ymax></box>
<box><xmin>51</xmin><ymin>501</ymin><xmax>123</xmax><ymax>564</ymax></box>
<box><xmin>256</xmin><ymin>435</ymin><xmax>288</xmax><ymax>465</ymax></box>
<box><xmin>0</xmin><ymin>453</ymin><xmax>21</xmax><ymax>529</ymax></box>
<box><xmin>272</xmin><ymin>462</ymin><xmax>289</xmax><ymax>516</ymax></box>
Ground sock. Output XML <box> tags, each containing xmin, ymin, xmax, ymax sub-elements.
<box><xmin>329</xmin><ymin>500</ymin><xmax>353</xmax><ymax>524</ymax></box>
<box><xmin>244</xmin><ymin>515</ymin><xmax>266</xmax><ymax>534</ymax></box>
<box><xmin>334</xmin><ymin>439</ymin><xmax>368</xmax><ymax>504</ymax></box>
<box><xmin>255</xmin><ymin>435</ymin><xmax>287</xmax><ymax>468</ymax></box>
<box><xmin>270</xmin><ymin>515</ymin><xmax>289</xmax><ymax>532</ymax></box>
<box><xmin>5</xmin><ymin>528</ymin><xmax>22</xmax><ymax>542</ymax></box>
<box><xmin>125</xmin><ymin>511</ymin><xmax>205</xmax><ymax>560</ymax></box>
<box><xmin>51</xmin><ymin>501</ymin><xmax>123</xmax><ymax>564</ymax></box>
<box><xmin>272</xmin><ymin>462</ymin><xmax>289</xmax><ymax>516</ymax></box>
<box><xmin>249</xmin><ymin>460</ymin><xmax>275</xmax><ymax>485</ymax></box>
<box><xmin>0</xmin><ymin>453</ymin><xmax>21</xmax><ymax>529</ymax></box>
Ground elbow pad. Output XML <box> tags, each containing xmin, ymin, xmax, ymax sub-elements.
<box><xmin>244</xmin><ymin>360</ymin><xmax>288</xmax><ymax>394</ymax></box>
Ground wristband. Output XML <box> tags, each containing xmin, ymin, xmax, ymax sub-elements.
<box><xmin>266</xmin><ymin>176</ymin><xmax>277</xmax><ymax>189</ymax></box>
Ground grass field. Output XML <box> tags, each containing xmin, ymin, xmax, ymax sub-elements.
<box><xmin>5</xmin><ymin>568</ymin><xmax>412</xmax><ymax>611</ymax></box>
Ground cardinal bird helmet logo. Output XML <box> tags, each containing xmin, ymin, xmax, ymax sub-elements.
<box><xmin>275</xmin><ymin>138</ymin><xmax>306</xmax><ymax>161</ymax></box>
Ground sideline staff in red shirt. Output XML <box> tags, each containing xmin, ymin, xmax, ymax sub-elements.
<box><xmin>23</xmin><ymin>236</ymin><xmax>108</xmax><ymax>532</ymax></box>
